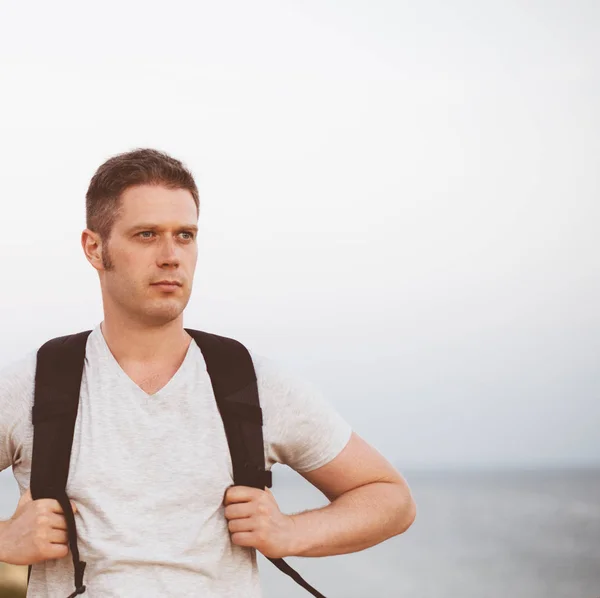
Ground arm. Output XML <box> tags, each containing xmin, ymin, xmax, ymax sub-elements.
<box><xmin>288</xmin><ymin>432</ymin><xmax>416</xmax><ymax>557</ymax></box>
<box><xmin>0</xmin><ymin>520</ymin><xmax>9</xmax><ymax>561</ymax></box>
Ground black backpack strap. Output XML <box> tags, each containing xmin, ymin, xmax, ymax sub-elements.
<box><xmin>27</xmin><ymin>327</ymin><xmax>327</xmax><ymax>598</ymax></box>
<box><xmin>186</xmin><ymin>329</ymin><xmax>327</xmax><ymax>598</ymax></box>
<box><xmin>28</xmin><ymin>331</ymin><xmax>91</xmax><ymax>598</ymax></box>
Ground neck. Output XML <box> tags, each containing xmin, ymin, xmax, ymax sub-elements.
<box><xmin>100</xmin><ymin>315</ymin><xmax>191</xmax><ymax>365</ymax></box>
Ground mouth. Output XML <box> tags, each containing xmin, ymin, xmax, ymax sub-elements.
<box><xmin>151</xmin><ymin>282</ymin><xmax>182</xmax><ymax>291</ymax></box>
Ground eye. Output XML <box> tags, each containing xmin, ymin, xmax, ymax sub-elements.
<box><xmin>180</xmin><ymin>232</ymin><xmax>195</xmax><ymax>240</ymax></box>
<box><xmin>138</xmin><ymin>231</ymin><xmax>155</xmax><ymax>239</ymax></box>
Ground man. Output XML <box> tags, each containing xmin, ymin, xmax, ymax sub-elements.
<box><xmin>0</xmin><ymin>148</ymin><xmax>416</xmax><ymax>597</ymax></box>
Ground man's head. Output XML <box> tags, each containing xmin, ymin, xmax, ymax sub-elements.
<box><xmin>81</xmin><ymin>148</ymin><xmax>200</xmax><ymax>328</ymax></box>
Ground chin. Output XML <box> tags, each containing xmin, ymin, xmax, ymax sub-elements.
<box><xmin>141</xmin><ymin>311</ymin><xmax>184</xmax><ymax>327</ymax></box>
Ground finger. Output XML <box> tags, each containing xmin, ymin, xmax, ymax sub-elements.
<box><xmin>43</xmin><ymin>499</ymin><xmax>77</xmax><ymax>515</ymax></box>
<box><xmin>30</xmin><ymin>499</ymin><xmax>65</xmax><ymax>515</ymax></box>
<box><xmin>224</xmin><ymin>502</ymin><xmax>254</xmax><ymax>520</ymax></box>
<box><xmin>42</xmin><ymin>498</ymin><xmax>71</xmax><ymax>515</ymax></box>
<box><xmin>224</xmin><ymin>486</ymin><xmax>260</xmax><ymax>506</ymax></box>
<box><xmin>231</xmin><ymin>531</ymin><xmax>254</xmax><ymax>548</ymax></box>
<box><xmin>46</xmin><ymin>543</ymin><xmax>70</xmax><ymax>560</ymax></box>
<box><xmin>228</xmin><ymin>517</ymin><xmax>254</xmax><ymax>534</ymax></box>
<box><xmin>47</xmin><ymin>528</ymin><xmax>69</xmax><ymax>545</ymax></box>
<box><xmin>49</xmin><ymin>513</ymin><xmax>69</xmax><ymax>531</ymax></box>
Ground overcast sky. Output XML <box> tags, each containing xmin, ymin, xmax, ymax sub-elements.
<box><xmin>0</xmin><ymin>0</ymin><xmax>598</xmax><ymax>470</ymax></box>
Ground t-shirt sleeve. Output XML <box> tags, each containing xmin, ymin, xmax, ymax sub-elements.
<box><xmin>0</xmin><ymin>350</ymin><xmax>36</xmax><ymax>473</ymax></box>
<box><xmin>250</xmin><ymin>351</ymin><xmax>353</xmax><ymax>474</ymax></box>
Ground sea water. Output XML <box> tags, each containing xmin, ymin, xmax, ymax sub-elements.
<box><xmin>1</xmin><ymin>467</ymin><xmax>599</xmax><ymax>598</ymax></box>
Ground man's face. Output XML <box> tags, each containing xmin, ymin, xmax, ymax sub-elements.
<box><xmin>94</xmin><ymin>184</ymin><xmax>199</xmax><ymax>327</ymax></box>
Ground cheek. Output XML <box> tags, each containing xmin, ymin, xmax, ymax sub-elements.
<box><xmin>112</xmin><ymin>258</ymin><xmax>147</xmax><ymax>292</ymax></box>
<box><xmin>111</xmin><ymin>275</ymin><xmax>137</xmax><ymax>296</ymax></box>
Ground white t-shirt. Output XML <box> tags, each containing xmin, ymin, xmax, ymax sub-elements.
<box><xmin>0</xmin><ymin>323</ymin><xmax>352</xmax><ymax>597</ymax></box>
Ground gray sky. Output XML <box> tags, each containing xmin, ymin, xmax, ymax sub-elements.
<box><xmin>0</xmin><ymin>0</ymin><xmax>598</xmax><ymax>469</ymax></box>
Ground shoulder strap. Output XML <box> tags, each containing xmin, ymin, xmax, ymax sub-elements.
<box><xmin>186</xmin><ymin>329</ymin><xmax>327</xmax><ymax>598</ymax></box>
<box><xmin>28</xmin><ymin>328</ymin><xmax>327</xmax><ymax>598</ymax></box>
<box><xmin>29</xmin><ymin>330</ymin><xmax>92</xmax><ymax>598</ymax></box>
<box><xmin>185</xmin><ymin>328</ymin><xmax>271</xmax><ymax>488</ymax></box>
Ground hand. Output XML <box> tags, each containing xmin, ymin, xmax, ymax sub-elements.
<box><xmin>0</xmin><ymin>488</ymin><xmax>78</xmax><ymax>566</ymax></box>
<box><xmin>223</xmin><ymin>486</ymin><xmax>297</xmax><ymax>559</ymax></box>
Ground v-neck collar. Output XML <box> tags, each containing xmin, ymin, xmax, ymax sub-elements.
<box><xmin>95</xmin><ymin>324</ymin><xmax>195</xmax><ymax>399</ymax></box>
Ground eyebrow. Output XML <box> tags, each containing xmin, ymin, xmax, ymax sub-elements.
<box><xmin>127</xmin><ymin>224</ymin><xmax>199</xmax><ymax>233</ymax></box>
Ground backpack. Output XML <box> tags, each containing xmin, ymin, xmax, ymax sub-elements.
<box><xmin>28</xmin><ymin>328</ymin><xmax>327</xmax><ymax>598</ymax></box>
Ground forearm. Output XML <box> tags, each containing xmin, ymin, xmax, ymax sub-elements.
<box><xmin>0</xmin><ymin>520</ymin><xmax>9</xmax><ymax>562</ymax></box>
<box><xmin>288</xmin><ymin>481</ymin><xmax>415</xmax><ymax>558</ymax></box>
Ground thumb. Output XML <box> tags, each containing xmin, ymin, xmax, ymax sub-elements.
<box><xmin>70</xmin><ymin>501</ymin><xmax>78</xmax><ymax>514</ymax></box>
<box><xmin>13</xmin><ymin>488</ymin><xmax>33</xmax><ymax>518</ymax></box>
<box><xmin>19</xmin><ymin>488</ymin><xmax>33</xmax><ymax>506</ymax></box>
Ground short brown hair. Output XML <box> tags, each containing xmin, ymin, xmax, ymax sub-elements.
<box><xmin>85</xmin><ymin>148</ymin><xmax>200</xmax><ymax>242</ymax></box>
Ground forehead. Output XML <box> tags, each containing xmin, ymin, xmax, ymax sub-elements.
<box><xmin>116</xmin><ymin>184</ymin><xmax>197</xmax><ymax>226</ymax></box>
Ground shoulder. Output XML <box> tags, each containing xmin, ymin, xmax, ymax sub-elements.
<box><xmin>0</xmin><ymin>350</ymin><xmax>37</xmax><ymax>470</ymax></box>
<box><xmin>249</xmin><ymin>350</ymin><xmax>314</xmax><ymax>398</ymax></box>
<box><xmin>247</xmin><ymin>348</ymin><xmax>347</xmax><ymax>432</ymax></box>
<box><xmin>0</xmin><ymin>349</ymin><xmax>37</xmax><ymax>394</ymax></box>
<box><xmin>248</xmin><ymin>349</ymin><xmax>353</xmax><ymax>473</ymax></box>
<box><xmin>0</xmin><ymin>349</ymin><xmax>37</xmax><ymax>420</ymax></box>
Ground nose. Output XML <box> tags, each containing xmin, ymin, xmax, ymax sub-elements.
<box><xmin>156</xmin><ymin>236</ymin><xmax>181</xmax><ymax>268</ymax></box>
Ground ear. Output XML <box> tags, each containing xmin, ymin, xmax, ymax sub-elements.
<box><xmin>81</xmin><ymin>229</ymin><xmax>104</xmax><ymax>271</ymax></box>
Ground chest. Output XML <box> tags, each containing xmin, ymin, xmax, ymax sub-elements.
<box><xmin>123</xmin><ymin>363</ymin><xmax>182</xmax><ymax>396</ymax></box>
<box><xmin>69</xmin><ymin>369</ymin><xmax>235</xmax><ymax>513</ymax></box>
